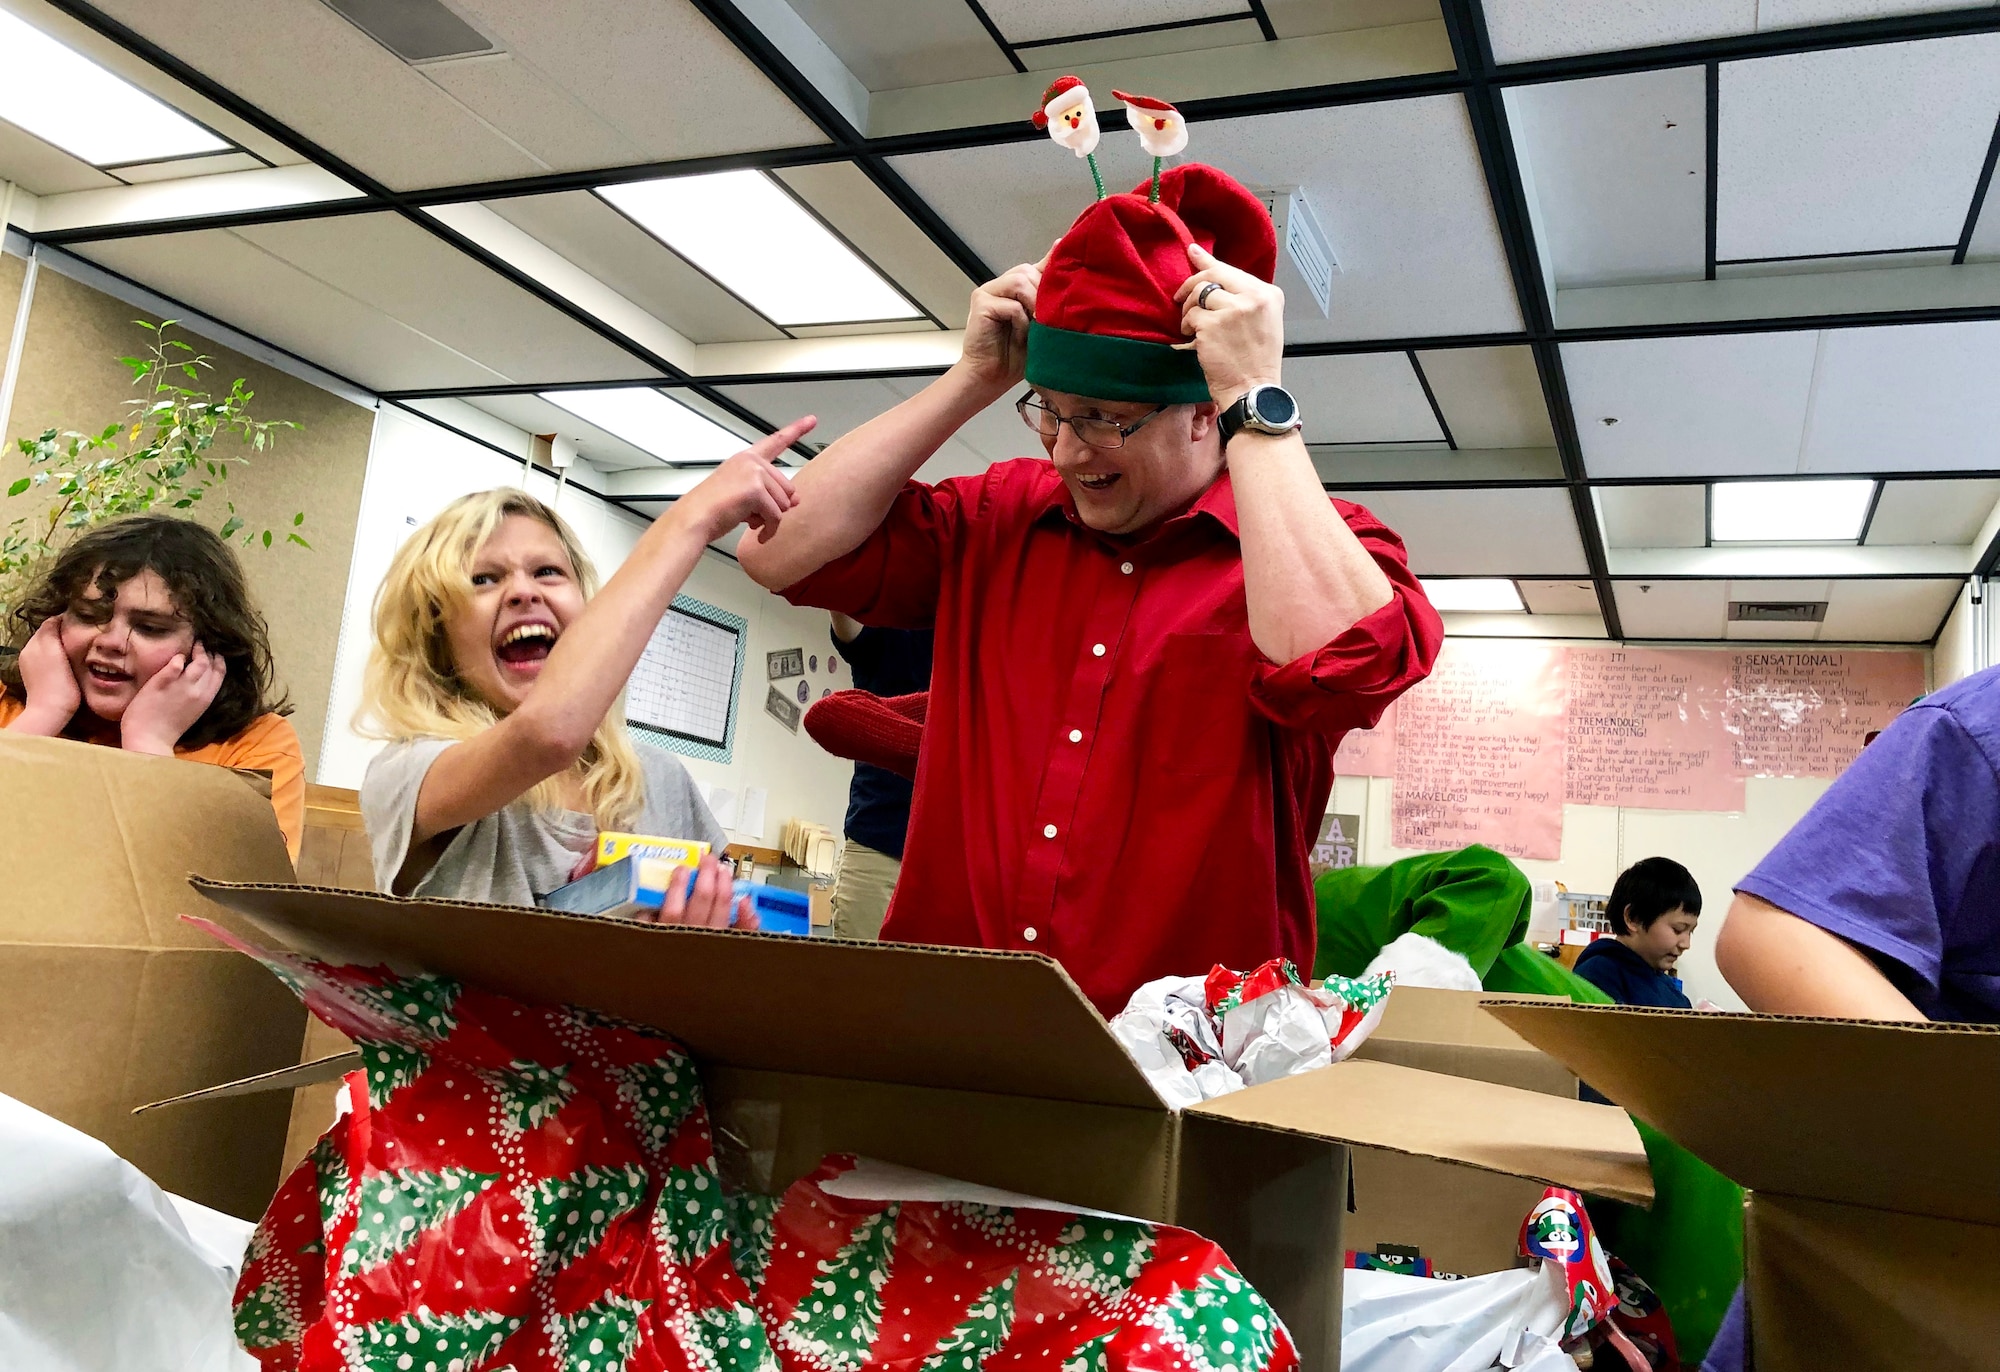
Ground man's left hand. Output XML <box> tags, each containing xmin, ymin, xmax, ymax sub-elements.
<box><xmin>1175</xmin><ymin>242</ymin><xmax>1285</xmax><ymax>412</ymax></box>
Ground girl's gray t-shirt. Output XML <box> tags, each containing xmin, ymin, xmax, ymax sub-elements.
<box><xmin>362</xmin><ymin>736</ymin><xmax>728</xmax><ymax>906</ymax></box>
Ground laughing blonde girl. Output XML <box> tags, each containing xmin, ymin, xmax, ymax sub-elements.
<box><xmin>358</xmin><ymin>417</ymin><xmax>812</xmax><ymax>921</ymax></box>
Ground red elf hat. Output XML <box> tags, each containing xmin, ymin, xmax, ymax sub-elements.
<box><xmin>1026</xmin><ymin>152</ymin><xmax>1276</xmax><ymax>405</ymax></box>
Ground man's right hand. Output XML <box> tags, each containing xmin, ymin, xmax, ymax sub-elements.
<box><xmin>953</xmin><ymin>247</ymin><xmax>1054</xmax><ymax>397</ymax></box>
<box><xmin>10</xmin><ymin>615</ymin><xmax>80</xmax><ymax>734</ymax></box>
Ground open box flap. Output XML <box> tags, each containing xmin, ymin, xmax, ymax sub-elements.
<box><xmin>136</xmin><ymin>1051</ymin><xmax>360</xmax><ymax>1113</ymax></box>
<box><xmin>1184</xmin><ymin>1058</ymin><xmax>1653</xmax><ymax>1205</ymax></box>
<box><xmin>1482</xmin><ymin>999</ymin><xmax>2000</xmax><ymax>1224</ymax></box>
<box><xmin>189</xmin><ymin>880</ymin><xmax>1163</xmax><ymax>1111</ymax></box>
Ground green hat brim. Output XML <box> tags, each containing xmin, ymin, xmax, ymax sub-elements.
<box><xmin>1024</xmin><ymin>321</ymin><xmax>1211</xmax><ymax>405</ymax></box>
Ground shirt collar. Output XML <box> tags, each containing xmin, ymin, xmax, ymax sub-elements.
<box><xmin>1031</xmin><ymin>464</ymin><xmax>1241</xmax><ymax>547</ymax></box>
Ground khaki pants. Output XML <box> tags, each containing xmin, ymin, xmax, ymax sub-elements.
<box><xmin>831</xmin><ymin>840</ymin><xmax>901</xmax><ymax>941</ymax></box>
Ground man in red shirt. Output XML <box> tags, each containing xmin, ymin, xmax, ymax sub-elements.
<box><xmin>739</xmin><ymin>98</ymin><xmax>1440</xmax><ymax>1014</ymax></box>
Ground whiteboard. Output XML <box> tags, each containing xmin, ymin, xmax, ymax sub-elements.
<box><xmin>627</xmin><ymin>603</ymin><xmax>741</xmax><ymax>749</ymax></box>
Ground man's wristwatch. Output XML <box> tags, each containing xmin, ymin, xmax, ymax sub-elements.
<box><xmin>1218</xmin><ymin>384</ymin><xmax>1302</xmax><ymax>445</ymax></box>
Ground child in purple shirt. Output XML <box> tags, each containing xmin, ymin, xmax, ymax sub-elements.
<box><xmin>1700</xmin><ymin>665</ymin><xmax>1998</xmax><ymax>1369</ymax></box>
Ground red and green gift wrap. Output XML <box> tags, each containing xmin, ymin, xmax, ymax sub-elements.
<box><xmin>203</xmin><ymin>918</ymin><xmax>1299</xmax><ymax>1372</ymax></box>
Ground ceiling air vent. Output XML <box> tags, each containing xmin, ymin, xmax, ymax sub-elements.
<box><xmin>1253</xmin><ymin>187</ymin><xmax>1338</xmax><ymax>319</ymax></box>
<box><xmin>1728</xmin><ymin>601</ymin><xmax>1827</xmax><ymax>623</ymax></box>
<box><xmin>321</xmin><ymin>0</ymin><xmax>497</xmax><ymax>63</ymax></box>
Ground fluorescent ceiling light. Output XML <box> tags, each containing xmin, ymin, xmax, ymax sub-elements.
<box><xmin>1421</xmin><ymin>578</ymin><xmax>1525</xmax><ymax>613</ymax></box>
<box><xmin>0</xmin><ymin>11</ymin><xmax>228</xmax><ymax>166</ymax></box>
<box><xmin>599</xmin><ymin>170</ymin><xmax>922</xmax><ymax>327</ymax></box>
<box><xmin>540</xmin><ymin>389</ymin><xmax>747</xmax><ymax>466</ymax></box>
<box><xmin>1710</xmin><ymin>479</ymin><xmax>1875</xmax><ymax>544</ymax></box>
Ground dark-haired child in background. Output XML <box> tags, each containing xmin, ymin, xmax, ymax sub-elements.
<box><xmin>1573</xmin><ymin>856</ymin><xmax>1704</xmax><ymax>1010</ymax></box>
<box><xmin>0</xmin><ymin>513</ymin><xmax>305</xmax><ymax>857</ymax></box>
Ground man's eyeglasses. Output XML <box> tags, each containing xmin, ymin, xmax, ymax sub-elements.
<box><xmin>1016</xmin><ymin>392</ymin><xmax>1169</xmax><ymax>450</ymax></box>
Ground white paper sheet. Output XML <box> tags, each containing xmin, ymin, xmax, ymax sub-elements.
<box><xmin>738</xmin><ymin>786</ymin><xmax>768</xmax><ymax>841</ymax></box>
<box><xmin>705</xmin><ymin>784</ymin><xmax>741</xmax><ymax>831</ymax></box>
<box><xmin>0</xmin><ymin>1092</ymin><xmax>257</xmax><ymax>1372</ymax></box>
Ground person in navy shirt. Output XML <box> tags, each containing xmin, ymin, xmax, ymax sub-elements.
<box><xmin>827</xmin><ymin>614</ymin><xmax>932</xmax><ymax>939</ymax></box>
<box><xmin>1700</xmin><ymin>669</ymin><xmax>1993</xmax><ymax>1371</ymax></box>
<box><xmin>1573</xmin><ymin>857</ymin><xmax>1702</xmax><ymax>1010</ymax></box>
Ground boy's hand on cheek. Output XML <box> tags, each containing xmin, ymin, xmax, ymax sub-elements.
<box><xmin>11</xmin><ymin>616</ymin><xmax>81</xmax><ymax>733</ymax></box>
<box><xmin>121</xmin><ymin>643</ymin><xmax>227</xmax><ymax>755</ymax></box>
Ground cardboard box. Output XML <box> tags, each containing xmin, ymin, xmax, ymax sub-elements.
<box><xmin>1484</xmin><ymin>999</ymin><xmax>2000</xmax><ymax>1372</ymax></box>
<box><xmin>0</xmin><ymin>734</ymin><xmax>307</xmax><ymax>1219</ymax></box>
<box><xmin>174</xmin><ymin>878</ymin><xmax>1651</xmax><ymax>1368</ymax></box>
<box><xmin>1344</xmin><ymin>988</ymin><xmax>1580</xmax><ymax>1275</ymax></box>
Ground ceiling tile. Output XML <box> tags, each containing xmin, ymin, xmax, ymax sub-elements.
<box><xmin>1727</xmin><ymin>578</ymin><xmax>1833</xmax><ymax>602</ymax></box>
<box><xmin>1506</xmin><ymin>68</ymin><xmax>1707</xmax><ymax>289</ymax></box>
<box><xmin>1614</xmin><ymin>579</ymin><xmax>1728</xmax><ymax>638</ymax></box>
<box><xmin>1019</xmin><ymin>18</ymin><xmax>1265</xmax><ymax>70</ymax></box>
<box><xmin>230</xmin><ymin>213</ymin><xmax>655</xmax><ymax>382</ymax></box>
<box><xmin>1865</xmin><ymin>479</ymin><xmax>2000</xmax><ymax>545</ymax></box>
<box><xmin>71</xmin><ymin>227</ymin><xmax>515</xmax><ymax>391</ymax></box>
<box><xmin>1484</xmin><ymin>2</ymin><xmax>1755</xmax><ymax>63</ymax></box>
<box><xmin>1414</xmin><ymin>345</ymin><xmax>1554</xmax><ymax>448</ymax></box>
<box><xmin>83</xmin><ymin>0</ymin><xmax>825</xmax><ymax>192</ymax></box>
<box><xmin>1817</xmin><ymin>577</ymin><xmax>1962</xmax><ymax>641</ymax></box>
<box><xmin>1723</xmin><ymin>617</ymin><xmax>1823</xmax><ymax>639</ymax></box>
<box><xmin>1801</xmin><ymin>321</ymin><xmax>2000</xmax><ymax>473</ymax></box>
<box><xmin>890</xmin><ymin>95</ymin><xmax>1522</xmax><ymax>345</ymax></box>
<box><xmin>1716</xmin><ymin>35</ymin><xmax>2000</xmax><ymax>261</ymax></box>
<box><xmin>1328</xmin><ymin>486</ymin><xmax>1589</xmax><ymax>575</ymax></box>
<box><xmin>1596</xmin><ymin>484</ymin><xmax>1708</xmax><ymax>549</ymax></box>
<box><xmin>781</xmin><ymin>0</ymin><xmax>1014</xmax><ymax>89</ymax></box>
<box><xmin>1564</xmin><ymin>333</ymin><xmax>1819</xmax><ymax>478</ymax></box>
<box><xmin>1285</xmin><ymin>353</ymin><xmax>1442</xmax><ymax>445</ymax></box>
<box><xmin>485</xmin><ymin>192</ymin><xmax>782</xmax><ymax>345</ymax></box>
<box><xmin>1264</xmin><ymin>0</ymin><xmax>1442</xmax><ymax>38</ymax></box>
<box><xmin>1519</xmin><ymin>578</ymin><xmax>1601</xmax><ymax>615</ymax></box>
<box><xmin>1759</xmin><ymin>2</ymin><xmax>1997</xmax><ymax>26</ymax></box>
<box><xmin>979</xmin><ymin>0</ymin><xmax>1244</xmax><ymax>43</ymax></box>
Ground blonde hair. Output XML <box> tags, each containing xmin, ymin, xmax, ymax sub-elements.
<box><xmin>358</xmin><ymin>488</ymin><xmax>646</xmax><ymax>827</ymax></box>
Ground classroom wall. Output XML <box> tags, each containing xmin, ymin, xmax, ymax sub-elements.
<box><xmin>317</xmin><ymin>406</ymin><xmax>853</xmax><ymax>851</ymax></box>
<box><xmin>0</xmin><ymin>251</ymin><xmax>373</xmax><ymax>773</ymax></box>
<box><xmin>1933</xmin><ymin>582</ymin><xmax>1985</xmax><ymax>689</ymax></box>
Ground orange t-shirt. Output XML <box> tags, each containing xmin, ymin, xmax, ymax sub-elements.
<box><xmin>0</xmin><ymin>689</ymin><xmax>306</xmax><ymax>860</ymax></box>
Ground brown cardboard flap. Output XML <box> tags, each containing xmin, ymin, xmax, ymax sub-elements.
<box><xmin>1482</xmin><ymin>999</ymin><xmax>2000</xmax><ymax>1224</ymax></box>
<box><xmin>189</xmin><ymin>880</ymin><xmax>1162</xmax><ymax>1110</ymax></box>
<box><xmin>0</xmin><ymin>735</ymin><xmax>293</xmax><ymax>949</ymax></box>
<box><xmin>1184</xmin><ymin>1058</ymin><xmax>1653</xmax><ymax>1205</ymax></box>
<box><xmin>137</xmin><ymin>1051</ymin><xmax>360</xmax><ymax>1112</ymax></box>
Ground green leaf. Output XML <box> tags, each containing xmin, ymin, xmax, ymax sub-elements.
<box><xmin>134</xmin><ymin>320</ymin><xmax>157</xmax><ymax>331</ymax></box>
<box><xmin>166</xmin><ymin>340</ymin><xmax>194</xmax><ymax>352</ymax></box>
<box><xmin>261</xmin><ymin>529</ymin><xmax>272</xmax><ymax>548</ymax></box>
<box><xmin>293</xmin><ymin>511</ymin><xmax>304</xmax><ymax>525</ymax></box>
<box><xmin>219</xmin><ymin>516</ymin><xmax>243</xmax><ymax>540</ymax></box>
<box><xmin>287</xmin><ymin>533</ymin><xmax>312</xmax><ymax>549</ymax></box>
<box><xmin>6</xmin><ymin>480</ymin><xmax>26</xmax><ymax>498</ymax></box>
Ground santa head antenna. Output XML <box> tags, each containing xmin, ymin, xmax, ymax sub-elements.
<box><xmin>1030</xmin><ymin>76</ymin><xmax>1105</xmax><ymax>200</ymax></box>
<box><xmin>1112</xmin><ymin>90</ymin><xmax>1189</xmax><ymax>204</ymax></box>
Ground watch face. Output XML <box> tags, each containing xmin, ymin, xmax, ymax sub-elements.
<box><xmin>1253</xmin><ymin>387</ymin><xmax>1297</xmax><ymax>427</ymax></box>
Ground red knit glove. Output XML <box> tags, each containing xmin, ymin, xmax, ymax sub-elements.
<box><xmin>804</xmin><ymin>690</ymin><xmax>928</xmax><ymax>780</ymax></box>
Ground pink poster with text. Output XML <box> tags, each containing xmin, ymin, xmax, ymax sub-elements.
<box><xmin>1728</xmin><ymin>650</ymin><xmax>1927</xmax><ymax>778</ymax></box>
<box><xmin>1391</xmin><ymin>640</ymin><xmax>1567</xmax><ymax>861</ymax></box>
<box><xmin>1567</xmin><ymin>648</ymin><xmax>1744</xmax><ymax>811</ymax></box>
<box><xmin>1333</xmin><ymin>701</ymin><xmax>1397</xmax><ymax>777</ymax></box>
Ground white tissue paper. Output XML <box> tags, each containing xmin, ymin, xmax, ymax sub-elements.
<box><xmin>0</xmin><ymin>1091</ymin><xmax>256</xmax><ymax>1372</ymax></box>
<box><xmin>1363</xmin><ymin>929</ymin><xmax>1482</xmax><ymax>992</ymax></box>
<box><xmin>1340</xmin><ymin>1262</ymin><xmax>1579</xmax><ymax>1372</ymax></box>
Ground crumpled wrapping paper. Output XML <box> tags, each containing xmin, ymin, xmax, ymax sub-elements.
<box><xmin>193</xmin><ymin>918</ymin><xmax>1301</xmax><ymax>1372</ymax></box>
<box><xmin>0</xmin><ymin>1090</ymin><xmax>258</xmax><ymax>1372</ymax></box>
<box><xmin>1109</xmin><ymin>959</ymin><xmax>1394</xmax><ymax>1107</ymax></box>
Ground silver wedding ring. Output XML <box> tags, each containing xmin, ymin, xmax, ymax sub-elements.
<box><xmin>1195</xmin><ymin>282</ymin><xmax>1222</xmax><ymax>310</ymax></box>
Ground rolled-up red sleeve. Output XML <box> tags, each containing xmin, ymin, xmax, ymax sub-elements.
<box><xmin>1247</xmin><ymin>498</ymin><xmax>1443</xmax><ymax>735</ymax></box>
<box><xmin>778</xmin><ymin>474</ymin><xmax>982</xmax><ymax>628</ymax></box>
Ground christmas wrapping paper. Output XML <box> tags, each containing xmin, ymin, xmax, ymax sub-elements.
<box><xmin>197</xmin><ymin>919</ymin><xmax>1298</xmax><ymax>1372</ymax></box>
<box><xmin>1109</xmin><ymin>959</ymin><xmax>1393</xmax><ymax>1107</ymax></box>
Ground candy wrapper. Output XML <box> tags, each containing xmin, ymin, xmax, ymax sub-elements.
<box><xmin>197</xmin><ymin>918</ymin><xmax>1301</xmax><ymax>1372</ymax></box>
<box><xmin>1109</xmin><ymin>959</ymin><xmax>1393</xmax><ymax>1106</ymax></box>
